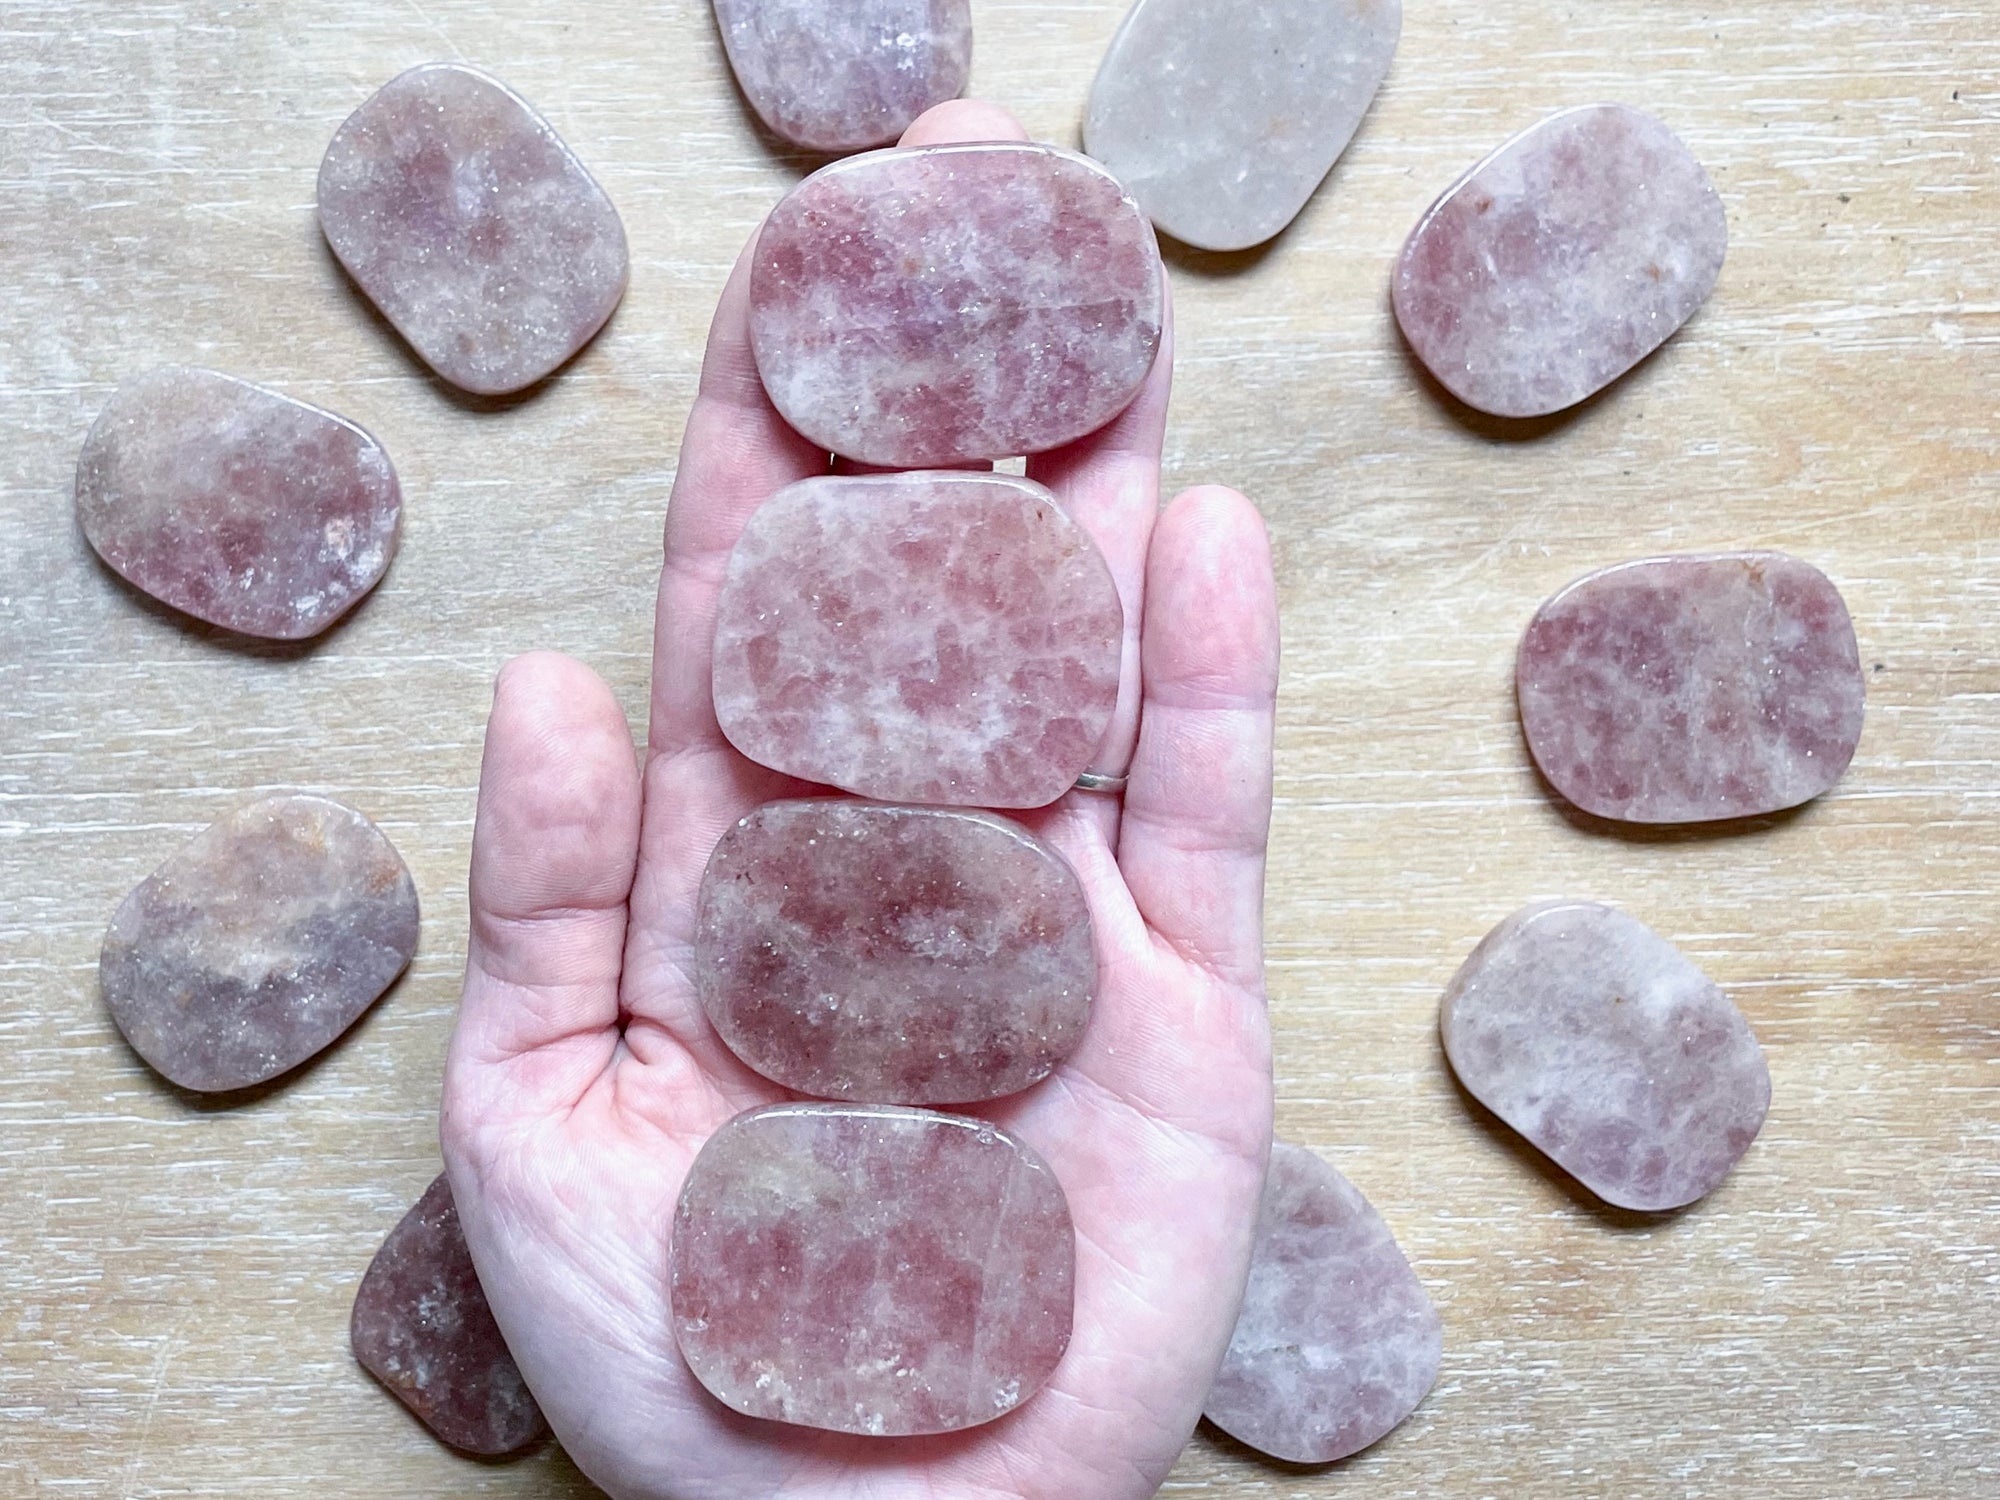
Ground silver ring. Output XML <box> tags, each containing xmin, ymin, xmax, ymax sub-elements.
<box><xmin>1072</xmin><ymin>771</ymin><xmax>1130</xmax><ymax>795</ymax></box>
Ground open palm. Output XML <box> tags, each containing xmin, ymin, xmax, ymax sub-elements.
<box><xmin>440</xmin><ymin>103</ymin><xmax>1281</xmax><ymax>1500</ymax></box>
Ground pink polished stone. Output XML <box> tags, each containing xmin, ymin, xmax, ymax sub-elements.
<box><xmin>714</xmin><ymin>0</ymin><xmax>972</xmax><ymax>152</ymax></box>
<box><xmin>1519</xmin><ymin>552</ymin><xmax>1865</xmax><ymax>824</ymax></box>
<box><xmin>670</xmin><ymin>1103</ymin><xmax>1075</xmax><ymax>1435</ymax></box>
<box><xmin>712</xmin><ymin>473</ymin><xmax>1123</xmax><ymax>808</ymax></box>
<box><xmin>352</xmin><ymin>1173</ymin><xmax>547</xmax><ymax>1456</ymax></box>
<box><xmin>1205</xmin><ymin>1143</ymin><xmax>1441</xmax><ymax>1464</ymax></box>
<box><xmin>1394</xmin><ymin>104</ymin><xmax>1727</xmax><ymax>418</ymax></box>
<box><xmin>1441</xmin><ymin>901</ymin><xmax>1771</xmax><ymax>1212</ymax></box>
<box><xmin>694</xmin><ymin>799</ymin><xmax>1093</xmax><ymax>1104</ymax></box>
<box><xmin>318</xmin><ymin>63</ymin><xmax>629</xmax><ymax>395</ymax></box>
<box><xmin>75</xmin><ymin>367</ymin><xmax>400</xmax><ymax>640</ymax></box>
<box><xmin>749</xmin><ymin>142</ymin><xmax>1164</xmax><ymax>465</ymax></box>
<box><xmin>100</xmin><ymin>795</ymin><xmax>419</xmax><ymax>1093</ymax></box>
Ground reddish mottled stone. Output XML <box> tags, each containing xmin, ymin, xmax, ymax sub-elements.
<box><xmin>1394</xmin><ymin>104</ymin><xmax>1727</xmax><ymax>418</ymax></box>
<box><xmin>352</xmin><ymin>1173</ymin><xmax>548</xmax><ymax>1456</ymax></box>
<box><xmin>712</xmin><ymin>473</ymin><xmax>1123</xmax><ymax>808</ymax></box>
<box><xmin>75</xmin><ymin>367</ymin><xmax>401</xmax><ymax>640</ymax></box>
<box><xmin>749</xmin><ymin>142</ymin><xmax>1163</xmax><ymax>465</ymax></box>
<box><xmin>318</xmin><ymin>63</ymin><xmax>628</xmax><ymax>395</ymax></box>
<box><xmin>1205</xmin><ymin>1143</ymin><xmax>1441</xmax><ymax>1464</ymax></box>
<box><xmin>100</xmin><ymin>795</ymin><xmax>419</xmax><ymax>1093</ymax></box>
<box><xmin>1440</xmin><ymin>901</ymin><xmax>1771</xmax><ymax>1212</ymax></box>
<box><xmin>694</xmin><ymin>799</ymin><xmax>1093</xmax><ymax>1104</ymax></box>
<box><xmin>714</xmin><ymin>0</ymin><xmax>972</xmax><ymax>152</ymax></box>
<box><xmin>1519</xmin><ymin>552</ymin><xmax>1865</xmax><ymax>824</ymax></box>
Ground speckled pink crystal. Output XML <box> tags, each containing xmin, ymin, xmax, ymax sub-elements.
<box><xmin>318</xmin><ymin>63</ymin><xmax>628</xmax><ymax>396</ymax></box>
<box><xmin>749</xmin><ymin>142</ymin><xmax>1163</xmax><ymax>465</ymax></box>
<box><xmin>1519</xmin><ymin>552</ymin><xmax>1865</xmax><ymax>824</ymax></box>
<box><xmin>694</xmin><ymin>799</ymin><xmax>1093</xmax><ymax>1104</ymax></box>
<box><xmin>1440</xmin><ymin>901</ymin><xmax>1771</xmax><ymax>1212</ymax></box>
<box><xmin>1394</xmin><ymin>104</ymin><xmax>1727</xmax><ymax>418</ymax></box>
<box><xmin>352</xmin><ymin>1173</ymin><xmax>547</xmax><ymax>1456</ymax></box>
<box><xmin>712</xmin><ymin>473</ymin><xmax>1123</xmax><ymax>808</ymax></box>
<box><xmin>100</xmin><ymin>794</ymin><xmax>419</xmax><ymax>1093</ymax></box>
<box><xmin>75</xmin><ymin>367</ymin><xmax>400</xmax><ymax>640</ymax></box>
<box><xmin>1205</xmin><ymin>1142</ymin><xmax>1441</xmax><ymax>1464</ymax></box>
<box><xmin>670</xmin><ymin>1103</ymin><xmax>1075</xmax><ymax>1436</ymax></box>
<box><xmin>714</xmin><ymin>0</ymin><xmax>972</xmax><ymax>152</ymax></box>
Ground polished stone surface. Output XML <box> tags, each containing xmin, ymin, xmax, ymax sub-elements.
<box><xmin>318</xmin><ymin>63</ymin><xmax>628</xmax><ymax>395</ymax></box>
<box><xmin>713</xmin><ymin>473</ymin><xmax>1123</xmax><ymax>808</ymax></box>
<box><xmin>1519</xmin><ymin>552</ymin><xmax>1865</xmax><ymax>823</ymax></box>
<box><xmin>749</xmin><ymin>142</ymin><xmax>1163</xmax><ymax>465</ymax></box>
<box><xmin>670</xmin><ymin>1103</ymin><xmax>1075</xmax><ymax>1436</ymax></box>
<box><xmin>1205</xmin><ymin>1142</ymin><xmax>1441</xmax><ymax>1464</ymax></box>
<box><xmin>1441</xmin><ymin>901</ymin><xmax>1771</xmax><ymax>1212</ymax></box>
<box><xmin>1394</xmin><ymin>104</ymin><xmax>1727</xmax><ymax>418</ymax></box>
<box><xmin>351</xmin><ymin>1173</ymin><xmax>547</xmax><ymax>1456</ymax></box>
<box><xmin>75</xmin><ymin>367</ymin><xmax>401</xmax><ymax>640</ymax></box>
<box><xmin>100</xmin><ymin>795</ymin><xmax>419</xmax><ymax>1093</ymax></box>
<box><xmin>1085</xmin><ymin>0</ymin><xmax>1401</xmax><ymax>252</ymax></box>
<box><xmin>714</xmin><ymin>0</ymin><xmax>972</xmax><ymax>152</ymax></box>
<box><xmin>694</xmin><ymin>799</ymin><xmax>1093</xmax><ymax>1104</ymax></box>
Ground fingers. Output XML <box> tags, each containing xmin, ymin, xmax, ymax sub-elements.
<box><xmin>900</xmin><ymin>98</ymin><xmax>1031</xmax><ymax>146</ymax></box>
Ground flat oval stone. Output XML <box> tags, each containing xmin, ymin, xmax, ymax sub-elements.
<box><xmin>1393</xmin><ymin>104</ymin><xmax>1727</xmax><ymax>418</ymax></box>
<box><xmin>351</xmin><ymin>1174</ymin><xmax>547</xmax><ymax>1456</ymax></box>
<box><xmin>714</xmin><ymin>0</ymin><xmax>972</xmax><ymax>152</ymax></box>
<box><xmin>749</xmin><ymin>142</ymin><xmax>1164</xmax><ymax>465</ymax></box>
<box><xmin>670</xmin><ymin>1103</ymin><xmax>1075</xmax><ymax>1436</ymax></box>
<box><xmin>318</xmin><ymin>63</ymin><xmax>629</xmax><ymax>395</ymax></box>
<box><xmin>1519</xmin><ymin>552</ymin><xmax>1865</xmax><ymax>823</ymax></box>
<box><xmin>1440</xmin><ymin>901</ymin><xmax>1771</xmax><ymax>1212</ymax></box>
<box><xmin>75</xmin><ymin>367</ymin><xmax>401</xmax><ymax>640</ymax></box>
<box><xmin>1205</xmin><ymin>1142</ymin><xmax>1441</xmax><ymax>1464</ymax></box>
<box><xmin>694</xmin><ymin>800</ymin><xmax>1093</xmax><ymax>1104</ymax></box>
<box><xmin>1084</xmin><ymin>0</ymin><xmax>1401</xmax><ymax>252</ymax></box>
<box><xmin>713</xmin><ymin>473</ymin><xmax>1123</xmax><ymax>808</ymax></box>
<box><xmin>100</xmin><ymin>794</ymin><xmax>420</xmax><ymax>1093</ymax></box>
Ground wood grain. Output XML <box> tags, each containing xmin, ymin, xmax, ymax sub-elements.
<box><xmin>2</xmin><ymin>1</ymin><xmax>1995</xmax><ymax>1495</ymax></box>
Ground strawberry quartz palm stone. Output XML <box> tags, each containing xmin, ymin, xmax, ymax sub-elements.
<box><xmin>748</xmin><ymin>141</ymin><xmax>1164</xmax><ymax>465</ymax></box>
<box><xmin>669</xmin><ymin>1103</ymin><xmax>1075</xmax><ymax>1436</ymax></box>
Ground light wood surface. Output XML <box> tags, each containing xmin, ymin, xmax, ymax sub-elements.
<box><xmin>4</xmin><ymin>1</ymin><xmax>1996</xmax><ymax>1495</ymax></box>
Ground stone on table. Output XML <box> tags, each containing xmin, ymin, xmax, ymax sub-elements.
<box><xmin>749</xmin><ymin>141</ymin><xmax>1163</xmax><ymax>465</ymax></box>
<box><xmin>1085</xmin><ymin>0</ymin><xmax>1401</xmax><ymax>252</ymax></box>
<box><xmin>713</xmin><ymin>473</ymin><xmax>1123</xmax><ymax>808</ymax></box>
<box><xmin>713</xmin><ymin>0</ymin><xmax>972</xmax><ymax>152</ymax></box>
<box><xmin>352</xmin><ymin>1173</ymin><xmax>548</xmax><ymax>1456</ymax></box>
<box><xmin>1393</xmin><ymin>104</ymin><xmax>1727</xmax><ymax>418</ymax></box>
<box><xmin>1440</xmin><ymin>901</ymin><xmax>1771</xmax><ymax>1212</ymax></box>
<box><xmin>1205</xmin><ymin>1142</ymin><xmax>1441</xmax><ymax>1464</ymax></box>
<box><xmin>1519</xmin><ymin>552</ymin><xmax>1865</xmax><ymax>824</ymax></box>
<box><xmin>100</xmin><ymin>794</ymin><xmax>420</xmax><ymax>1093</ymax></box>
<box><xmin>75</xmin><ymin>367</ymin><xmax>401</xmax><ymax>640</ymax></box>
<box><xmin>318</xmin><ymin>63</ymin><xmax>629</xmax><ymax>395</ymax></box>
<box><xmin>670</xmin><ymin>1103</ymin><xmax>1075</xmax><ymax>1436</ymax></box>
<box><xmin>694</xmin><ymin>799</ymin><xmax>1093</xmax><ymax>1104</ymax></box>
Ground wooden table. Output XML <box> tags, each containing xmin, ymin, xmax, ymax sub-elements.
<box><xmin>3</xmin><ymin>1</ymin><xmax>1995</xmax><ymax>1494</ymax></box>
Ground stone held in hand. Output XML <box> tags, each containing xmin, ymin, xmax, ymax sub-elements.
<box><xmin>670</xmin><ymin>1103</ymin><xmax>1075</xmax><ymax>1436</ymax></box>
<box><xmin>1205</xmin><ymin>1142</ymin><xmax>1441</xmax><ymax>1464</ymax></box>
<box><xmin>1440</xmin><ymin>901</ymin><xmax>1771</xmax><ymax>1212</ymax></box>
<box><xmin>694</xmin><ymin>799</ymin><xmax>1094</xmax><ymax>1104</ymax></box>
<box><xmin>1519</xmin><ymin>552</ymin><xmax>1865</xmax><ymax>824</ymax></box>
<box><xmin>712</xmin><ymin>473</ymin><xmax>1123</xmax><ymax>808</ymax></box>
<box><xmin>99</xmin><ymin>794</ymin><xmax>420</xmax><ymax>1093</ymax></box>
<box><xmin>749</xmin><ymin>141</ymin><xmax>1164</xmax><ymax>465</ymax></box>
<box><xmin>713</xmin><ymin>0</ymin><xmax>972</xmax><ymax>152</ymax></box>
<box><xmin>75</xmin><ymin>367</ymin><xmax>401</xmax><ymax>640</ymax></box>
<box><xmin>1085</xmin><ymin>0</ymin><xmax>1401</xmax><ymax>253</ymax></box>
<box><xmin>318</xmin><ymin>62</ymin><xmax>629</xmax><ymax>396</ymax></box>
<box><xmin>351</xmin><ymin>1173</ymin><xmax>548</xmax><ymax>1456</ymax></box>
<box><xmin>1394</xmin><ymin>104</ymin><xmax>1727</xmax><ymax>418</ymax></box>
